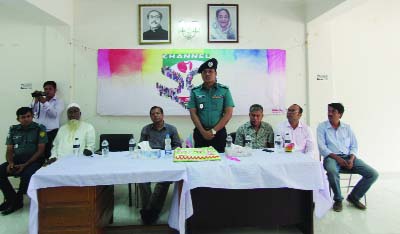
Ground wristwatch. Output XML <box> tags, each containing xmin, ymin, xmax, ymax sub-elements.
<box><xmin>211</xmin><ymin>129</ymin><xmax>217</xmax><ymax>135</ymax></box>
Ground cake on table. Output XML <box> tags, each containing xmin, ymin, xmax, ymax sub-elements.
<box><xmin>173</xmin><ymin>147</ymin><xmax>221</xmax><ymax>162</ymax></box>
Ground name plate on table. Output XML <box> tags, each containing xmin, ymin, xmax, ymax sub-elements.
<box><xmin>173</xmin><ymin>147</ymin><xmax>221</xmax><ymax>162</ymax></box>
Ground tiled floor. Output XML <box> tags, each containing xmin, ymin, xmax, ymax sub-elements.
<box><xmin>1</xmin><ymin>173</ymin><xmax>399</xmax><ymax>234</ymax></box>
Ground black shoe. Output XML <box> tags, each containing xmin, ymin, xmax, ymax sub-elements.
<box><xmin>333</xmin><ymin>201</ymin><xmax>343</xmax><ymax>212</ymax></box>
<box><xmin>347</xmin><ymin>195</ymin><xmax>366</xmax><ymax>210</ymax></box>
<box><xmin>1</xmin><ymin>202</ymin><xmax>23</xmax><ymax>215</ymax></box>
<box><xmin>0</xmin><ymin>202</ymin><xmax>10</xmax><ymax>212</ymax></box>
<box><xmin>140</xmin><ymin>209</ymin><xmax>159</xmax><ymax>225</ymax></box>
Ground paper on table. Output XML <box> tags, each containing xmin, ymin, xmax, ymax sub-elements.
<box><xmin>225</xmin><ymin>144</ymin><xmax>252</xmax><ymax>157</ymax></box>
<box><xmin>138</xmin><ymin>141</ymin><xmax>152</xmax><ymax>150</ymax></box>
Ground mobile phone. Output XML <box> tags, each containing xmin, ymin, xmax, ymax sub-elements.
<box><xmin>262</xmin><ymin>149</ymin><xmax>274</xmax><ymax>153</ymax></box>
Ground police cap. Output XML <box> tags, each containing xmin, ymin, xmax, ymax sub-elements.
<box><xmin>197</xmin><ymin>58</ymin><xmax>218</xmax><ymax>73</ymax></box>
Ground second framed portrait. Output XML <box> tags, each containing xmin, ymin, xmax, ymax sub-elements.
<box><xmin>139</xmin><ymin>4</ymin><xmax>171</xmax><ymax>44</ymax></box>
<box><xmin>208</xmin><ymin>4</ymin><xmax>239</xmax><ymax>43</ymax></box>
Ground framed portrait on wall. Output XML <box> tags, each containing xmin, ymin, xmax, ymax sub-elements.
<box><xmin>139</xmin><ymin>4</ymin><xmax>171</xmax><ymax>44</ymax></box>
<box><xmin>208</xmin><ymin>4</ymin><xmax>239</xmax><ymax>43</ymax></box>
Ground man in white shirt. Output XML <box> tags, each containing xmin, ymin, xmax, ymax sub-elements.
<box><xmin>276</xmin><ymin>104</ymin><xmax>315</xmax><ymax>154</ymax></box>
<box><xmin>31</xmin><ymin>81</ymin><xmax>64</xmax><ymax>159</ymax></box>
<box><xmin>317</xmin><ymin>103</ymin><xmax>378</xmax><ymax>212</ymax></box>
<box><xmin>51</xmin><ymin>103</ymin><xmax>95</xmax><ymax>158</ymax></box>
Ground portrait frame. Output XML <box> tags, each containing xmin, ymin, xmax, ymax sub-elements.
<box><xmin>208</xmin><ymin>4</ymin><xmax>239</xmax><ymax>43</ymax></box>
<box><xmin>139</xmin><ymin>4</ymin><xmax>171</xmax><ymax>44</ymax></box>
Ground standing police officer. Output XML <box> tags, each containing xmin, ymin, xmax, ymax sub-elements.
<box><xmin>0</xmin><ymin>107</ymin><xmax>47</xmax><ymax>215</ymax></box>
<box><xmin>187</xmin><ymin>58</ymin><xmax>235</xmax><ymax>152</ymax></box>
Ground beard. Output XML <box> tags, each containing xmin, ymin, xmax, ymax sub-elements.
<box><xmin>67</xmin><ymin>119</ymin><xmax>81</xmax><ymax>139</ymax></box>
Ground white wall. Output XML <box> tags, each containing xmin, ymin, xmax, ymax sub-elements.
<box><xmin>308</xmin><ymin>0</ymin><xmax>400</xmax><ymax>172</ymax></box>
<box><xmin>26</xmin><ymin>0</ymin><xmax>74</xmax><ymax>26</ymax></box>
<box><xmin>72</xmin><ymin>0</ymin><xmax>307</xmax><ymax>148</ymax></box>
<box><xmin>1</xmin><ymin>0</ymin><xmax>311</xmax><ymax>162</ymax></box>
<box><xmin>304</xmin><ymin>0</ymin><xmax>346</xmax><ymax>22</ymax></box>
<box><xmin>0</xmin><ymin>4</ymin><xmax>72</xmax><ymax>160</ymax></box>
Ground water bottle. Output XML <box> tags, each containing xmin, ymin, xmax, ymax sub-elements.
<box><xmin>274</xmin><ymin>134</ymin><xmax>283</xmax><ymax>152</ymax></box>
<box><xmin>244</xmin><ymin>134</ymin><xmax>252</xmax><ymax>149</ymax></box>
<box><xmin>165</xmin><ymin>133</ymin><xmax>172</xmax><ymax>156</ymax></box>
<box><xmin>101</xmin><ymin>139</ymin><xmax>109</xmax><ymax>157</ymax></box>
<box><xmin>73</xmin><ymin>138</ymin><xmax>80</xmax><ymax>156</ymax></box>
<box><xmin>284</xmin><ymin>132</ymin><xmax>291</xmax><ymax>147</ymax></box>
<box><xmin>226</xmin><ymin>134</ymin><xmax>233</xmax><ymax>148</ymax></box>
<box><xmin>129</xmin><ymin>135</ymin><xmax>136</xmax><ymax>155</ymax></box>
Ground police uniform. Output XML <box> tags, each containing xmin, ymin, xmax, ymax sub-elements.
<box><xmin>0</xmin><ymin>122</ymin><xmax>47</xmax><ymax>209</ymax></box>
<box><xmin>187</xmin><ymin>58</ymin><xmax>235</xmax><ymax>152</ymax></box>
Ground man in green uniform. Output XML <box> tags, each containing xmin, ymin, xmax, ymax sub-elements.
<box><xmin>187</xmin><ymin>58</ymin><xmax>235</xmax><ymax>152</ymax></box>
<box><xmin>0</xmin><ymin>107</ymin><xmax>47</xmax><ymax>215</ymax></box>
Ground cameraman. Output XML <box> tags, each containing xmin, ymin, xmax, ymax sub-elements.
<box><xmin>0</xmin><ymin>107</ymin><xmax>47</xmax><ymax>215</ymax></box>
<box><xmin>31</xmin><ymin>81</ymin><xmax>64</xmax><ymax>159</ymax></box>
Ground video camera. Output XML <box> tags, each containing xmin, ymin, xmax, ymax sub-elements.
<box><xmin>31</xmin><ymin>91</ymin><xmax>46</xmax><ymax>98</ymax></box>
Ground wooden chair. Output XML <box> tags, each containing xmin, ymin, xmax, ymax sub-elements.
<box><xmin>99</xmin><ymin>134</ymin><xmax>139</xmax><ymax>207</ymax></box>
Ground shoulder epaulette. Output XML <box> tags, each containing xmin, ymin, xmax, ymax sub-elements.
<box><xmin>28</xmin><ymin>122</ymin><xmax>40</xmax><ymax>129</ymax></box>
<box><xmin>38</xmin><ymin>123</ymin><xmax>47</xmax><ymax>130</ymax></box>
<box><xmin>217</xmin><ymin>83</ymin><xmax>229</xmax><ymax>89</ymax></box>
<box><xmin>192</xmin><ymin>84</ymin><xmax>202</xmax><ymax>90</ymax></box>
<box><xmin>9</xmin><ymin>125</ymin><xmax>19</xmax><ymax>131</ymax></box>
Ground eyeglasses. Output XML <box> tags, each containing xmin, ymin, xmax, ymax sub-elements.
<box><xmin>287</xmin><ymin>109</ymin><xmax>299</xmax><ymax>113</ymax></box>
<box><xmin>149</xmin><ymin>15</ymin><xmax>161</xmax><ymax>20</ymax></box>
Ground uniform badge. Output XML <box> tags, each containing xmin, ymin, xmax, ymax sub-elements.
<box><xmin>40</xmin><ymin>131</ymin><xmax>46</xmax><ymax>138</ymax></box>
<box><xmin>199</xmin><ymin>103</ymin><xmax>204</xmax><ymax>110</ymax></box>
<box><xmin>14</xmin><ymin>144</ymin><xmax>18</xmax><ymax>149</ymax></box>
<box><xmin>208</xmin><ymin>61</ymin><xmax>213</xmax><ymax>68</ymax></box>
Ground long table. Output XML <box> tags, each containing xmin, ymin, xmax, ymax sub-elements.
<box><xmin>27</xmin><ymin>153</ymin><xmax>188</xmax><ymax>234</ymax></box>
<box><xmin>169</xmin><ymin>150</ymin><xmax>332</xmax><ymax>234</ymax></box>
<box><xmin>27</xmin><ymin>150</ymin><xmax>331</xmax><ymax>234</ymax></box>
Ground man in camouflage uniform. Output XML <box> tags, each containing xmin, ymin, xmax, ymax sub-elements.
<box><xmin>187</xmin><ymin>58</ymin><xmax>235</xmax><ymax>153</ymax></box>
<box><xmin>0</xmin><ymin>107</ymin><xmax>47</xmax><ymax>215</ymax></box>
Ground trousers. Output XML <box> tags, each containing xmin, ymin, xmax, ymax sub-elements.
<box><xmin>323</xmin><ymin>156</ymin><xmax>378</xmax><ymax>201</ymax></box>
<box><xmin>193</xmin><ymin>127</ymin><xmax>227</xmax><ymax>153</ymax></box>
<box><xmin>0</xmin><ymin>157</ymin><xmax>42</xmax><ymax>204</ymax></box>
<box><xmin>139</xmin><ymin>181</ymin><xmax>172</xmax><ymax>212</ymax></box>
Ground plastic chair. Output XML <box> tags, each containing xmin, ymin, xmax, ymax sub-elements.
<box><xmin>99</xmin><ymin>134</ymin><xmax>139</xmax><ymax>207</ymax></box>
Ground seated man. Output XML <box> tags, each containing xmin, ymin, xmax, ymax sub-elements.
<box><xmin>139</xmin><ymin>106</ymin><xmax>181</xmax><ymax>224</ymax></box>
<box><xmin>51</xmin><ymin>103</ymin><xmax>95</xmax><ymax>158</ymax></box>
<box><xmin>0</xmin><ymin>107</ymin><xmax>47</xmax><ymax>215</ymax></box>
<box><xmin>235</xmin><ymin>104</ymin><xmax>274</xmax><ymax>148</ymax></box>
<box><xmin>276</xmin><ymin>104</ymin><xmax>315</xmax><ymax>154</ymax></box>
<box><xmin>317</xmin><ymin>103</ymin><xmax>378</xmax><ymax>212</ymax></box>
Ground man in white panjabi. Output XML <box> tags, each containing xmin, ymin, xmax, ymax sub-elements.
<box><xmin>51</xmin><ymin>103</ymin><xmax>95</xmax><ymax>158</ymax></box>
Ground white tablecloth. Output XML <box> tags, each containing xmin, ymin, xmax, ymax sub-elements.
<box><xmin>27</xmin><ymin>150</ymin><xmax>331</xmax><ymax>234</ymax></box>
<box><xmin>168</xmin><ymin>150</ymin><xmax>332</xmax><ymax>233</ymax></box>
<box><xmin>27</xmin><ymin>152</ymin><xmax>188</xmax><ymax>234</ymax></box>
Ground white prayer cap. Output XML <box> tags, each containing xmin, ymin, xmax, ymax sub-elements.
<box><xmin>67</xmin><ymin>103</ymin><xmax>81</xmax><ymax>110</ymax></box>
